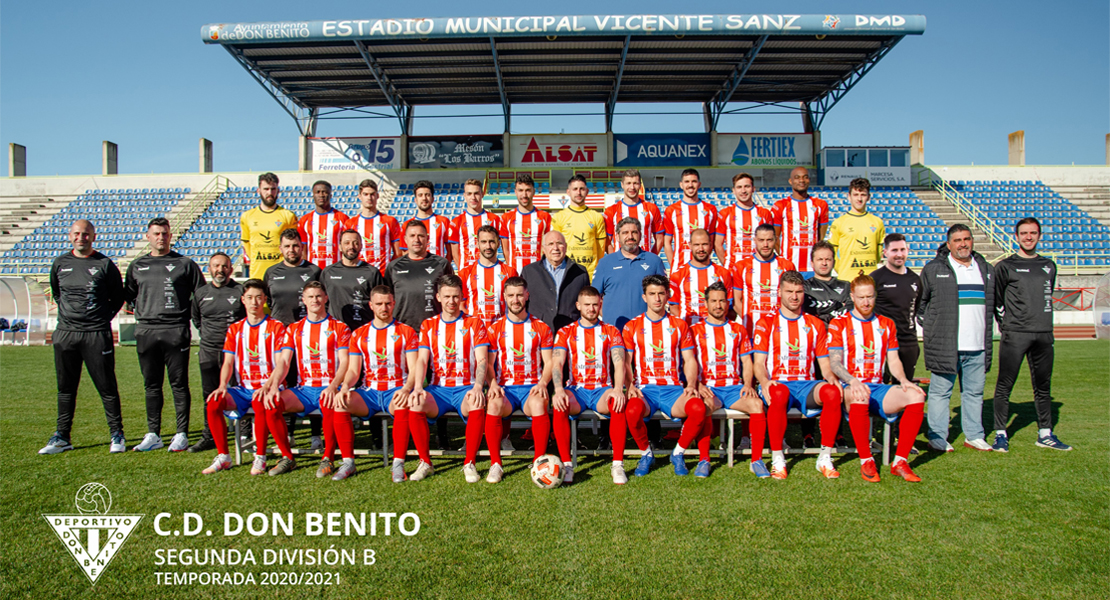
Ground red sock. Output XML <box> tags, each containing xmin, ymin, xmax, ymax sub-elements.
<box><xmin>849</xmin><ymin>403</ymin><xmax>873</xmax><ymax>460</ymax></box>
<box><xmin>625</xmin><ymin>396</ymin><xmax>650</xmax><ymax>451</ymax></box>
<box><xmin>333</xmin><ymin>411</ymin><xmax>354</xmax><ymax>459</ymax></box>
<box><xmin>818</xmin><ymin>384</ymin><xmax>842</xmax><ymax>448</ymax></box>
<box><xmin>897</xmin><ymin>403</ymin><xmax>924</xmax><ymax>460</ymax></box>
<box><xmin>319</xmin><ymin>405</ymin><xmax>337</xmax><ymax>460</ymax></box>
<box><xmin>610</xmin><ymin>401</ymin><xmax>627</xmax><ymax>462</ymax></box>
<box><xmin>550</xmin><ymin>411</ymin><xmax>570</xmax><ymax>463</ymax></box>
<box><xmin>409</xmin><ymin>410</ymin><xmax>431</xmax><ymax>463</ymax></box>
<box><xmin>484</xmin><ymin>411</ymin><xmax>503</xmax><ymax>465</ymax></box>
<box><xmin>533</xmin><ymin>411</ymin><xmax>552</xmax><ymax>461</ymax></box>
<box><xmin>749</xmin><ymin>412</ymin><xmax>766</xmax><ymax>462</ymax></box>
<box><xmin>677</xmin><ymin>398</ymin><xmax>707</xmax><ymax>449</ymax></box>
<box><xmin>207</xmin><ymin>397</ymin><xmax>228</xmax><ymax>455</ymax></box>
<box><xmin>266</xmin><ymin>400</ymin><xmax>293</xmax><ymax>459</ymax></box>
<box><xmin>697</xmin><ymin>413</ymin><xmax>714</xmax><ymax>461</ymax></box>
<box><xmin>251</xmin><ymin>398</ymin><xmax>269</xmax><ymax>455</ymax></box>
<box><xmin>767</xmin><ymin>384</ymin><xmax>789</xmax><ymax>452</ymax></box>
<box><xmin>465</xmin><ymin>409</ymin><xmax>486</xmax><ymax>464</ymax></box>
<box><xmin>392</xmin><ymin>408</ymin><xmax>411</xmax><ymax>461</ymax></box>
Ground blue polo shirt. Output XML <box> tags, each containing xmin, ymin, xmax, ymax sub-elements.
<box><xmin>592</xmin><ymin>250</ymin><xmax>667</xmax><ymax>331</ymax></box>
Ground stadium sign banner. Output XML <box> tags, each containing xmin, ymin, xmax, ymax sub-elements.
<box><xmin>202</xmin><ymin>15</ymin><xmax>926</xmax><ymax>44</ymax></box>
<box><xmin>825</xmin><ymin>166</ymin><xmax>911</xmax><ymax>186</ymax></box>
<box><xmin>310</xmin><ymin>137</ymin><xmax>402</xmax><ymax>172</ymax></box>
<box><xmin>717</xmin><ymin>134</ymin><xmax>814</xmax><ymax>168</ymax></box>
<box><xmin>613</xmin><ymin>133</ymin><xmax>710</xmax><ymax>167</ymax></box>
<box><xmin>408</xmin><ymin>136</ymin><xmax>504</xmax><ymax>169</ymax></box>
<box><xmin>509</xmin><ymin>135</ymin><xmax>608</xmax><ymax>168</ymax></box>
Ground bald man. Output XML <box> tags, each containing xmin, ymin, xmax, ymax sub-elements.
<box><xmin>520</xmin><ymin>230</ymin><xmax>591</xmax><ymax>334</ymax></box>
<box><xmin>40</xmin><ymin>220</ymin><xmax>127</xmax><ymax>455</ymax></box>
<box><xmin>771</xmin><ymin>167</ymin><xmax>829</xmax><ymax>277</ymax></box>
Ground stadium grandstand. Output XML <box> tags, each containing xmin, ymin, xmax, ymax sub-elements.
<box><xmin>0</xmin><ymin>13</ymin><xmax>1107</xmax><ymax>333</ymax></box>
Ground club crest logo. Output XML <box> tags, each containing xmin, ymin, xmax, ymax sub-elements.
<box><xmin>43</xmin><ymin>483</ymin><xmax>143</xmax><ymax>584</ymax></box>
<box><xmin>88</xmin><ymin>268</ymin><xmax>99</xmax><ymax>275</ymax></box>
<box><xmin>823</xmin><ymin>15</ymin><xmax>840</xmax><ymax>29</ymax></box>
<box><xmin>165</xmin><ymin>264</ymin><xmax>176</xmax><ymax>272</ymax></box>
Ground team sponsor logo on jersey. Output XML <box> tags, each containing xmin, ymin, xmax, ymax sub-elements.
<box><xmin>44</xmin><ymin>483</ymin><xmax>143</xmax><ymax>584</ymax></box>
<box><xmin>712</xmin><ymin>346</ymin><xmax>729</xmax><ymax>358</ymax></box>
<box><xmin>138</xmin><ymin>267</ymin><xmax>149</xmax><ymax>271</ymax></box>
<box><xmin>443</xmin><ymin>342</ymin><xmax>457</xmax><ymax>358</ymax></box>
<box><xmin>259</xmin><ymin>231</ymin><xmax>273</xmax><ymax>242</ymax></box>
<box><xmin>861</xmin><ymin>341</ymin><xmax>878</xmax><ymax>357</ymax></box>
<box><xmin>785</xmin><ymin>340</ymin><xmax>803</xmax><ymax>356</ymax></box>
<box><xmin>648</xmin><ymin>341</ymin><xmax>665</xmax><ymax>357</ymax></box>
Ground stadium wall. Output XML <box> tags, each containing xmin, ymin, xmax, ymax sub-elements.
<box><xmin>915</xmin><ymin>165</ymin><xmax>1110</xmax><ymax>187</ymax></box>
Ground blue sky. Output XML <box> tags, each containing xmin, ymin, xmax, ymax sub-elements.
<box><xmin>2</xmin><ymin>0</ymin><xmax>1107</xmax><ymax>176</ymax></box>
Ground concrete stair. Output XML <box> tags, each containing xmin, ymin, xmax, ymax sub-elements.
<box><xmin>1050</xmin><ymin>185</ymin><xmax>1110</xmax><ymax>227</ymax></box>
<box><xmin>0</xmin><ymin>196</ymin><xmax>72</xmax><ymax>252</ymax></box>
<box><xmin>911</xmin><ymin>187</ymin><xmax>1007</xmax><ymax>262</ymax></box>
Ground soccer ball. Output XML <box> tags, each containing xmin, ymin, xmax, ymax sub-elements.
<box><xmin>530</xmin><ymin>455</ymin><xmax>563</xmax><ymax>489</ymax></box>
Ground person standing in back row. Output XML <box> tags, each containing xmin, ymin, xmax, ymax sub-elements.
<box><xmin>990</xmin><ymin>217</ymin><xmax>1070</xmax><ymax>452</ymax></box>
<box><xmin>240</xmin><ymin>172</ymin><xmax>297</xmax><ymax>279</ymax></box>
<box><xmin>125</xmin><ymin>217</ymin><xmax>206</xmax><ymax>452</ymax></box>
<box><xmin>772</xmin><ymin>167</ymin><xmax>828</xmax><ymax>278</ymax></box>
<box><xmin>39</xmin><ymin>219</ymin><xmax>127</xmax><ymax>456</ymax></box>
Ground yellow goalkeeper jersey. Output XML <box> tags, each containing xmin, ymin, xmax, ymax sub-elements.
<box><xmin>828</xmin><ymin>211</ymin><xmax>885</xmax><ymax>279</ymax></box>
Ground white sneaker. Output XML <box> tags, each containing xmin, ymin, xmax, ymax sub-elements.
<box><xmin>501</xmin><ymin>438</ymin><xmax>515</xmax><ymax>452</ymax></box>
<box><xmin>250</xmin><ymin>455</ymin><xmax>267</xmax><ymax>476</ymax></box>
<box><xmin>963</xmin><ymin>438</ymin><xmax>993</xmax><ymax>452</ymax></box>
<box><xmin>928</xmin><ymin>438</ymin><xmax>955</xmax><ymax>453</ymax></box>
<box><xmin>391</xmin><ymin>461</ymin><xmax>407</xmax><ymax>483</ymax></box>
<box><xmin>310</xmin><ymin>436</ymin><xmax>324</xmax><ymax>453</ymax></box>
<box><xmin>562</xmin><ymin>463</ymin><xmax>574</xmax><ymax>484</ymax></box>
<box><xmin>410</xmin><ymin>461</ymin><xmax>435</xmax><ymax>481</ymax></box>
<box><xmin>486</xmin><ymin>463</ymin><xmax>504</xmax><ymax>483</ymax></box>
<box><xmin>38</xmin><ymin>433</ymin><xmax>74</xmax><ymax>455</ymax></box>
<box><xmin>462</xmin><ymin>462</ymin><xmax>480</xmax><ymax>483</ymax></box>
<box><xmin>611</xmin><ymin>462</ymin><xmax>628</xmax><ymax>485</ymax></box>
<box><xmin>132</xmin><ymin>433</ymin><xmax>164</xmax><ymax>451</ymax></box>
<box><xmin>167</xmin><ymin>433</ymin><xmax>189</xmax><ymax>452</ymax></box>
<box><xmin>109</xmin><ymin>433</ymin><xmax>127</xmax><ymax>454</ymax></box>
<box><xmin>202</xmin><ymin>454</ymin><xmax>231</xmax><ymax>474</ymax></box>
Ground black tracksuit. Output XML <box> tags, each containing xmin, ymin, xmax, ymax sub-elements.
<box><xmin>124</xmin><ymin>251</ymin><xmax>205</xmax><ymax>435</ymax></box>
<box><xmin>870</xmin><ymin>265</ymin><xmax>923</xmax><ymax>382</ymax></box>
<box><xmin>992</xmin><ymin>254</ymin><xmax>1057</xmax><ymax>431</ymax></box>
<box><xmin>50</xmin><ymin>251</ymin><xmax>126</xmax><ymax>440</ymax></box>
<box><xmin>191</xmin><ymin>279</ymin><xmax>246</xmax><ymax>441</ymax></box>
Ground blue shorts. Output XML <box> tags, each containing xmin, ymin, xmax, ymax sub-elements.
<box><xmin>425</xmin><ymin>384</ymin><xmax>473</xmax><ymax>424</ymax></box>
<box><xmin>842</xmin><ymin>382</ymin><xmax>896</xmax><ymax>423</ymax></box>
<box><xmin>222</xmin><ymin>386</ymin><xmax>257</xmax><ymax>419</ymax></box>
<box><xmin>501</xmin><ymin>384</ymin><xmax>537</xmax><ymax>419</ymax></box>
<box><xmin>640</xmin><ymin>384</ymin><xmax>686</xmax><ymax>421</ymax></box>
<box><xmin>290</xmin><ymin>386</ymin><xmax>325</xmax><ymax>416</ymax></box>
<box><xmin>355</xmin><ymin>387</ymin><xmax>402</xmax><ymax>415</ymax></box>
<box><xmin>709</xmin><ymin>384</ymin><xmax>746</xmax><ymax>409</ymax></box>
<box><xmin>759</xmin><ymin>380</ymin><xmax>824</xmax><ymax>418</ymax></box>
<box><xmin>569</xmin><ymin>386</ymin><xmax>612</xmax><ymax>415</ymax></box>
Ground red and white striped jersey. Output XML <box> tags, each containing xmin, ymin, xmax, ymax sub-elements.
<box><xmin>419</xmin><ymin>314</ymin><xmax>490</xmax><ymax>387</ymax></box>
<box><xmin>827</xmin><ymin>312</ymin><xmax>899</xmax><ymax>384</ymax></box>
<box><xmin>498</xmin><ymin>208</ymin><xmax>552</xmax><ymax>272</ymax></box>
<box><xmin>458</xmin><ymin>260</ymin><xmax>518</xmax><ymax>325</ymax></box>
<box><xmin>403</xmin><ymin>214</ymin><xmax>452</xmax><ymax>257</ymax></box>
<box><xmin>345</xmin><ymin>213</ymin><xmax>400</xmax><ymax>272</ymax></box>
<box><xmin>222</xmin><ymin>316</ymin><xmax>287</xmax><ymax>390</ymax></box>
<box><xmin>622</xmin><ymin>314</ymin><xmax>694</xmax><ymax>387</ymax></box>
<box><xmin>281</xmin><ymin>316</ymin><xmax>351</xmax><ymax>387</ymax></box>
<box><xmin>448</xmin><ymin>210</ymin><xmax>501</xmax><ymax>269</ymax></box>
<box><xmin>771</xmin><ymin>197</ymin><xmax>829</xmax><ymax>273</ymax></box>
<box><xmin>715</xmin><ymin>203</ymin><xmax>773</xmax><ymax>268</ymax></box>
<box><xmin>350</xmin><ymin>320</ymin><xmax>419</xmax><ymax>391</ymax></box>
<box><xmin>298</xmin><ymin>209</ymin><xmax>349</xmax><ymax>268</ymax></box>
<box><xmin>488</xmin><ymin>314</ymin><xmax>554</xmax><ymax>386</ymax></box>
<box><xmin>691</xmin><ymin>320</ymin><xmax>753</xmax><ymax>388</ymax></box>
<box><xmin>669</xmin><ymin>262</ymin><xmax>732</xmax><ymax>322</ymax></box>
<box><xmin>752</xmin><ymin>311</ymin><xmax>828</xmax><ymax>382</ymax></box>
<box><xmin>663</xmin><ymin>200</ymin><xmax>718</xmax><ymax>273</ymax></box>
<box><xmin>604</xmin><ymin>200</ymin><xmax>664</xmax><ymax>252</ymax></box>
<box><xmin>731</xmin><ymin>255</ymin><xmax>797</xmax><ymax>335</ymax></box>
<box><xmin>555</xmin><ymin>320</ymin><xmax>625</xmax><ymax>390</ymax></box>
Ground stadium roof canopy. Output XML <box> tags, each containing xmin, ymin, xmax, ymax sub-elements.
<box><xmin>202</xmin><ymin>14</ymin><xmax>925</xmax><ymax>136</ymax></box>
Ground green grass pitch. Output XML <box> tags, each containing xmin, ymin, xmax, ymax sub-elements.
<box><xmin>1</xmin><ymin>341</ymin><xmax>1107</xmax><ymax>599</ymax></box>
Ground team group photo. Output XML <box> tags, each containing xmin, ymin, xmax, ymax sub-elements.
<box><xmin>2</xmin><ymin>4</ymin><xmax>1106</xmax><ymax>599</ymax></box>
